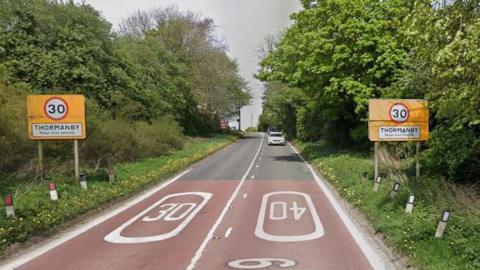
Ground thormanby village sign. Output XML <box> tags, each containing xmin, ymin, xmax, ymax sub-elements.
<box><xmin>27</xmin><ymin>95</ymin><xmax>86</xmax><ymax>182</ymax></box>
<box><xmin>368</xmin><ymin>99</ymin><xmax>429</xmax><ymax>142</ymax></box>
<box><xmin>28</xmin><ymin>95</ymin><xmax>86</xmax><ymax>140</ymax></box>
<box><xmin>368</xmin><ymin>99</ymin><xmax>429</xmax><ymax>182</ymax></box>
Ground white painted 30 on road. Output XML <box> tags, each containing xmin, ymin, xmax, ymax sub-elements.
<box><xmin>104</xmin><ymin>192</ymin><xmax>212</xmax><ymax>244</ymax></box>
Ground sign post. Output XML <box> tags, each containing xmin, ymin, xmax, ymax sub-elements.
<box><xmin>416</xmin><ymin>142</ymin><xmax>421</xmax><ymax>181</ymax></box>
<box><xmin>38</xmin><ymin>141</ymin><xmax>44</xmax><ymax>181</ymax></box>
<box><xmin>374</xmin><ymin>142</ymin><xmax>379</xmax><ymax>181</ymax></box>
<box><xmin>74</xmin><ymin>139</ymin><xmax>80</xmax><ymax>182</ymax></box>
<box><xmin>368</xmin><ymin>99</ymin><xmax>429</xmax><ymax>183</ymax></box>
<box><xmin>27</xmin><ymin>95</ymin><xmax>86</xmax><ymax>183</ymax></box>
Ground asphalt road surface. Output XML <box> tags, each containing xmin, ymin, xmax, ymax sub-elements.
<box><xmin>3</xmin><ymin>133</ymin><xmax>386</xmax><ymax>270</ymax></box>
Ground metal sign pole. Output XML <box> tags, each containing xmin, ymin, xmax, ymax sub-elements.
<box><xmin>416</xmin><ymin>141</ymin><xmax>421</xmax><ymax>181</ymax></box>
<box><xmin>374</xmin><ymin>141</ymin><xmax>379</xmax><ymax>181</ymax></box>
<box><xmin>38</xmin><ymin>141</ymin><xmax>44</xmax><ymax>181</ymax></box>
<box><xmin>74</xmin><ymin>139</ymin><xmax>80</xmax><ymax>182</ymax></box>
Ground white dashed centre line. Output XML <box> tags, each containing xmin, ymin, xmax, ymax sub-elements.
<box><xmin>242</xmin><ymin>193</ymin><xmax>248</xmax><ymax>199</ymax></box>
<box><xmin>186</xmin><ymin>134</ymin><xmax>265</xmax><ymax>270</ymax></box>
<box><xmin>224</xmin><ymin>227</ymin><xmax>233</xmax><ymax>238</ymax></box>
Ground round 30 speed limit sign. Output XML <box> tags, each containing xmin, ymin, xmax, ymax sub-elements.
<box><xmin>44</xmin><ymin>97</ymin><xmax>69</xmax><ymax>120</ymax></box>
<box><xmin>389</xmin><ymin>103</ymin><xmax>409</xmax><ymax>123</ymax></box>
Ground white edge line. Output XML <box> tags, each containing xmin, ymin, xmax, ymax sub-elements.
<box><xmin>1</xmin><ymin>168</ymin><xmax>192</xmax><ymax>270</ymax></box>
<box><xmin>224</xmin><ymin>227</ymin><xmax>233</xmax><ymax>238</ymax></box>
<box><xmin>287</xmin><ymin>142</ymin><xmax>385</xmax><ymax>270</ymax></box>
<box><xmin>186</xmin><ymin>133</ymin><xmax>265</xmax><ymax>270</ymax></box>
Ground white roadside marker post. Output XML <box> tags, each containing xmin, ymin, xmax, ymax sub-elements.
<box><xmin>435</xmin><ymin>210</ymin><xmax>450</xmax><ymax>238</ymax></box>
<box><xmin>373</xmin><ymin>177</ymin><xmax>381</xmax><ymax>192</ymax></box>
<box><xmin>49</xmin><ymin>182</ymin><xmax>58</xmax><ymax>201</ymax></box>
<box><xmin>4</xmin><ymin>194</ymin><xmax>15</xmax><ymax>218</ymax></box>
<box><xmin>80</xmin><ymin>172</ymin><xmax>87</xmax><ymax>190</ymax></box>
<box><xmin>390</xmin><ymin>182</ymin><xmax>400</xmax><ymax>198</ymax></box>
<box><xmin>405</xmin><ymin>194</ymin><xmax>415</xmax><ymax>214</ymax></box>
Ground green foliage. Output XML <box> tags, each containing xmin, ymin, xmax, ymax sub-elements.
<box><xmin>84</xmin><ymin>116</ymin><xmax>184</xmax><ymax>163</ymax></box>
<box><xmin>391</xmin><ymin>0</ymin><xmax>480</xmax><ymax>183</ymax></box>
<box><xmin>0</xmin><ymin>1</ymin><xmax>252</xmax><ymax>176</ymax></box>
<box><xmin>257</xmin><ymin>81</ymin><xmax>307</xmax><ymax>139</ymax></box>
<box><xmin>117</xmin><ymin>6</ymin><xmax>251</xmax><ymax>134</ymax></box>
<box><xmin>0</xmin><ymin>82</ymin><xmax>33</xmax><ymax>173</ymax></box>
<box><xmin>0</xmin><ymin>0</ymin><xmax>117</xmax><ymax>106</ymax></box>
<box><xmin>258</xmin><ymin>0</ymin><xmax>408</xmax><ymax>145</ymax></box>
<box><xmin>0</xmin><ymin>0</ymin><xmax>250</xmax><ymax>137</ymax></box>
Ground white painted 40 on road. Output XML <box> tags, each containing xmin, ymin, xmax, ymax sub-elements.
<box><xmin>255</xmin><ymin>191</ymin><xmax>324</xmax><ymax>242</ymax></box>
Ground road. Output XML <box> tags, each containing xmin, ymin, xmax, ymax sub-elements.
<box><xmin>3</xmin><ymin>133</ymin><xmax>386</xmax><ymax>270</ymax></box>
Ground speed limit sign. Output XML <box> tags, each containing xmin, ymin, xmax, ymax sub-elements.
<box><xmin>27</xmin><ymin>95</ymin><xmax>86</xmax><ymax>140</ymax></box>
<box><xmin>389</xmin><ymin>103</ymin><xmax>409</xmax><ymax>123</ymax></box>
<box><xmin>44</xmin><ymin>97</ymin><xmax>69</xmax><ymax>120</ymax></box>
<box><xmin>368</xmin><ymin>99</ymin><xmax>428</xmax><ymax>142</ymax></box>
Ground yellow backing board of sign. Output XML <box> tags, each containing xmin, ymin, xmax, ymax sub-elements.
<box><xmin>27</xmin><ymin>95</ymin><xmax>86</xmax><ymax>140</ymax></box>
<box><xmin>368</xmin><ymin>99</ymin><xmax>429</xmax><ymax>142</ymax></box>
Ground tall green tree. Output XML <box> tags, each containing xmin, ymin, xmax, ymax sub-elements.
<box><xmin>391</xmin><ymin>0</ymin><xmax>480</xmax><ymax>182</ymax></box>
<box><xmin>258</xmin><ymin>0</ymin><xmax>409</xmax><ymax>144</ymax></box>
<box><xmin>0</xmin><ymin>0</ymin><xmax>120</xmax><ymax>107</ymax></box>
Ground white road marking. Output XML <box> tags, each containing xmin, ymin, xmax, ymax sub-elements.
<box><xmin>255</xmin><ymin>164</ymin><xmax>259</xmax><ymax>168</ymax></box>
<box><xmin>288</xmin><ymin>142</ymin><xmax>386</xmax><ymax>270</ymax></box>
<box><xmin>224</xmin><ymin>227</ymin><xmax>233</xmax><ymax>238</ymax></box>
<box><xmin>255</xmin><ymin>191</ymin><xmax>324</xmax><ymax>242</ymax></box>
<box><xmin>227</xmin><ymin>258</ymin><xmax>296</xmax><ymax>269</ymax></box>
<box><xmin>186</xmin><ymin>134</ymin><xmax>265</xmax><ymax>270</ymax></box>
<box><xmin>104</xmin><ymin>192</ymin><xmax>212</xmax><ymax>244</ymax></box>
<box><xmin>0</xmin><ymin>169</ymin><xmax>192</xmax><ymax>270</ymax></box>
<box><xmin>242</xmin><ymin>193</ymin><xmax>248</xmax><ymax>199</ymax></box>
<box><xmin>250</xmin><ymin>175</ymin><xmax>255</xmax><ymax>179</ymax></box>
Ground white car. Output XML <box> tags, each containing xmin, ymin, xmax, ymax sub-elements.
<box><xmin>268</xmin><ymin>132</ymin><xmax>286</xmax><ymax>145</ymax></box>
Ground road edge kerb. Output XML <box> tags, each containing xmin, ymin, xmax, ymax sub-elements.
<box><xmin>0</xmin><ymin>136</ymin><xmax>239</xmax><ymax>270</ymax></box>
<box><xmin>288</xmin><ymin>141</ymin><xmax>390</xmax><ymax>270</ymax></box>
<box><xmin>186</xmin><ymin>133</ymin><xmax>265</xmax><ymax>270</ymax></box>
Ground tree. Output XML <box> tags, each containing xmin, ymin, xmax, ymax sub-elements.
<box><xmin>0</xmin><ymin>0</ymin><xmax>119</xmax><ymax>107</ymax></box>
<box><xmin>258</xmin><ymin>0</ymin><xmax>409</xmax><ymax>144</ymax></box>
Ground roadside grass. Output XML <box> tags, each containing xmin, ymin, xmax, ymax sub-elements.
<box><xmin>0</xmin><ymin>134</ymin><xmax>238</xmax><ymax>256</ymax></box>
<box><xmin>295</xmin><ymin>140</ymin><xmax>480</xmax><ymax>270</ymax></box>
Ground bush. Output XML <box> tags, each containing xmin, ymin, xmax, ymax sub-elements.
<box><xmin>0</xmin><ymin>83</ymin><xmax>35</xmax><ymax>174</ymax></box>
<box><xmin>423</xmin><ymin>127</ymin><xmax>480</xmax><ymax>183</ymax></box>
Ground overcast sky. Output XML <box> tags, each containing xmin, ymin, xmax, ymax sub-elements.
<box><xmin>86</xmin><ymin>0</ymin><xmax>301</xmax><ymax>130</ymax></box>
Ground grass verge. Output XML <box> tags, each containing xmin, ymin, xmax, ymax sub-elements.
<box><xmin>0</xmin><ymin>134</ymin><xmax>238</xmax><ymax>256</ymax></box>
<box><xmin>295</xmin><ymin>141</ymin><xmax>480</xmax><ymax>270</ymax></box>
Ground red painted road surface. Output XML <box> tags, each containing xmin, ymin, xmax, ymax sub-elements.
<box><xmin>3</xmin><ymin>134</ymin><xmax>383</xmax><ymax>270</ymax></box>
<box><xmin>196</xmin><ymin>181</ymin><xmax>371</xmax><ymax>270</ymax></box>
